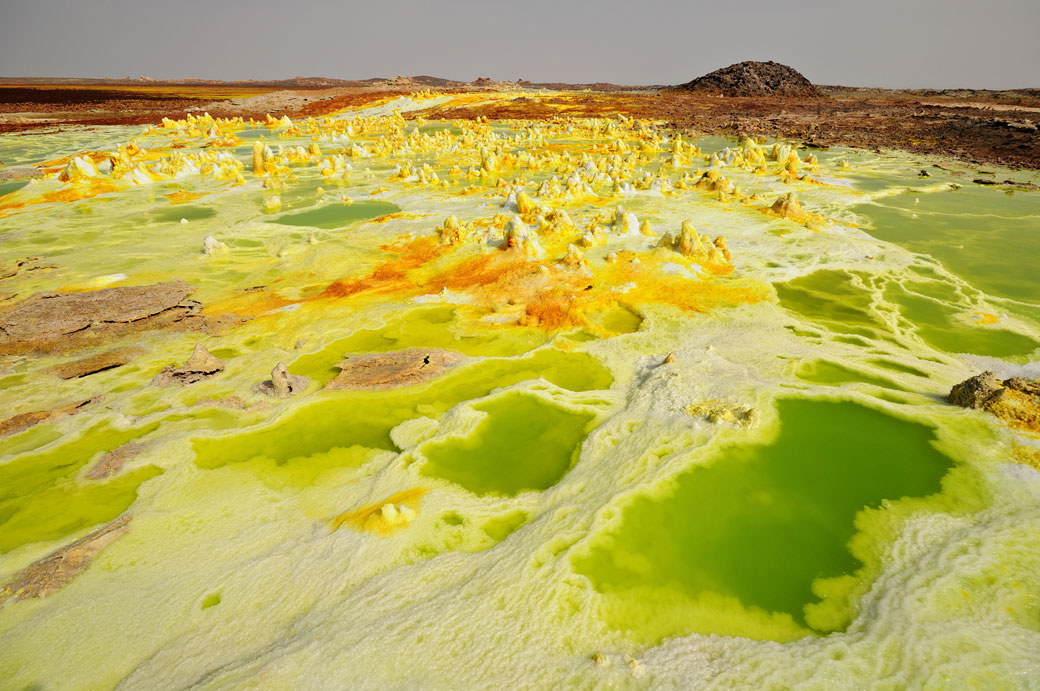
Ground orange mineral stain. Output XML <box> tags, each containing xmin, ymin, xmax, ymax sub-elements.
<box><xmin>331</xmin><ymin>488</ymin><xmax>427</xmax><ymax>535</ymax></box>
<box><xmin>163</xmin><ymin>190</ymin><xmax>206</xmax><ymax>204</ymax></box>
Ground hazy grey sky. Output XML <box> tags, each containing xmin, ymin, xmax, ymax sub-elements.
<box><xmin>1</xmin><ymin>0</ymin><xmax>1037</xmax><ymax>88</ymax></box>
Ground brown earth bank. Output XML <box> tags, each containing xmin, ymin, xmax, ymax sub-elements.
<box><xmin>415</xmin><ymin>88</ymin><xmax>1040</xmax><ymax>169</ymax></box>
<box><xmin>0</xmin><ymin>78</ymin><xmax>1038</xmax><ymax>168</ymax></box>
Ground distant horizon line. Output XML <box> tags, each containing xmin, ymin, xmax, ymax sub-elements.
<box><xmin>0</xmin><ymin>75</ymin><xmax>1037</xmax><ymax>92</ymax></box>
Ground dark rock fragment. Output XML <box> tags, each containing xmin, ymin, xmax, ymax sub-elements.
<box><xmin>948</xmin><ymin>371</ymin><xmax>1040</xmax><ymax>433</ymax></box>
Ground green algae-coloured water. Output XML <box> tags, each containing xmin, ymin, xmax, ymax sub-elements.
<box><xmin>193</xmin><ymin>347</ymin><xmax>612</xmax><ymax>485</ymax></box>
<box><xmin>288</xmin><ymin>306</ymin><xmax>546</xmax><ymax>385</ymax></box>
<box><xmin>151</xmin><ymin>204</ymin><xmax>217</xmax><ymax>224</ymax></box>
<box><xmin>0</xmin><ymin>422</ymin><xmax>162</xmax><ymax>553</ymax></box>
<box><xmin>585</xmin><ymin>304</ymin><xmax>644</xmax><ymax>335</ymax></box>
<box><xmin>859</xmin><ymin>183</ymin><xmax>1040</xmax><ymax>304</ymax></box>
<box><xmin>574</xmin><ymin>398</ymin><xmax>957</xmax><ymax>642</ymax></box>
<box><xmin>422</xmin><ymin>392</ymin><xmax>595</xmax><ymax>495</ymax></box>
<box><xmin>776</xmin><ymin>268</ymin><xmax>1039</xmax><ymax>360</ymax></box>
<box><xmin>0</xmin><ymin>180</ymin><xmax>29</xmax><ymax>197</ymax></box>
<box><xmin>884</xmin><ymin>284</ymin><xmax>1039</xmax><ymax>358</ymax></box>
<box><xmin>775</xmin><ymin>270</ymin><xmax>889</xmax><ymax>340</ymax></box>
<box><xmin>270</xmin><ymin>200</ymin><xmax>401</xmax><ymax>229</ymax></box>
<box><xmin>795</xmin><ymin>360</ymin><xmax>903</xmax><ymax>390</ymax></box>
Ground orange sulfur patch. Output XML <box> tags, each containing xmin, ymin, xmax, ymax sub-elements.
<box><xmin>202</xmin><ymin>289</ymin><xmax>296</xmax><ymax>319</ymax></box>
<box><xmin>218</xmin><ymin>224</ymin><xmax>767</xmax><ymax>331</ymax></box>
<box><xmin>163</xmin><ymin>190</ymin><xmax>206</xmax><ymax>204</ymax></box>
<box><xmin>366</xmin><ymin>212</ymin><xmax>432</xmax><ymax>224</ymax></box>
<box><xmin>317</xmin><ymin>236</ymin><xmax>448</xmax><ymax>299</ymax></box>
<box><xmin>0</xmin><ymin>179</ymin><xmax>122</xmax><ymax>218</ymax></box>
<box><xmin>592</xmin><ymin>251</ymin><xmax>770</xmax><ymax>316</ymax></box>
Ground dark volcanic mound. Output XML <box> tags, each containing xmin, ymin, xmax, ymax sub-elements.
<box><xmin>676</xmin><ymin>61</ymin><xmax>821</xmax><ymax>97</ymax></box>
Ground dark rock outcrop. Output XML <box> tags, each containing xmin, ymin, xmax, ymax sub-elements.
<box><xmin>676</xmin><ymin>61</ymin><xmax>821</xmax><ymax>97</ymax></box>
<box><xmin>948</xmin><ymin>371</ymin><xmax>1040</xmax><ymax>433</ymax></box>
<box><xmin>86</xmin><ymin>441</ymin><xmax>148</xmax><ymax>480</ymax></box>
<box><xmin>52</xmin><ymin>347</ymin><xmax>142</xmax><ymax>379</ymax></box>
<box><xmin>0</xmin><ymin>167</ymin><xmax>42</xmax><ymax>182</ymax></box>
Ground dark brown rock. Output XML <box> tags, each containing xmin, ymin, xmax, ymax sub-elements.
<box><xmin>0</xmin><ymin>257</ymin><xmax>56</xmax><ymax>281</ymax></box>
<box><xmin>86</xmin><ymin>441</ymin><xmax>148</xmax><ymax>480</ymax></box>
<box><xmin>194</xmin><ymin>395</ymin><xmax>247</xmax><ymax>410</ymax></box>
<box><xmin>675</xmin><ymin>61</ymin><xmax>821</xmax><ymax>98</ymax></box>
<box><xmin>947</xmin><ymin>371</ymin><xmax>1004</xmax><ymax>408</ymax></box>
<box><xmin>0</xmin><ymin>167</ymin><xmax>42</xmax><ymax>182</ymax></box>
<box><xmin>948</xmin><ymin>371</ymin><xmax>1040</xmax><ymax>433</ymax></box>
<box><xmin>1005</xmin><ymin>377</ymin><xmax>1040</xmax><ymax>397</ymax></box>
<box><xmin>0</xmin><ymin>409</ymin><xmax>52</xmax><ymax>438</ymax></box>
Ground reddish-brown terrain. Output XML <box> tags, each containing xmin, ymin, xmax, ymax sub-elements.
<box><xmin>1</xmin><ymin>72</ymin><xmax>1038</xmax><ymax>168</ymax></box>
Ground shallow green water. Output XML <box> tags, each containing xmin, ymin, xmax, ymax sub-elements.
<box><xmin>422</xmin><ymin>392</ymin><xmax>594</xmax><ymax>495</ymax></box>
<box><xmin>859</xmin><ymin>184</ymin><xmax>1040</xmax><ymax>305</ymax></box>
<box><xmin>0</xmin><ymin>180</ymin><xmax>29</xmax><ymax>197</ymax></box>
<box><xmin>151</xmin><ymin>204</ymin><xmax>217</xmax><ymax>224</ymax></box>
<box><xmin>868</xmin><ymin>357</ymin><xmax>929</xmax><ymax>378</ymax></box>
<box><xmin>885</xmin><ymin>284</ymin><xmax>1039</xmax><ymax>358</ymax></box>
<box><xmin>0</xmin><ymin>422</ymin><xmax>161</xmax><ymax>554</ymax></box>
<box><xmin>775</xmin><ymin>270</ymin><xmax>889</xmax><ymax>340</ymax></box>
<box><xmin>574</xmin><ymin>398</ymin><xmax>956</xmax><ymax>642</ymax></box>
<box><xmin>193</xmin><ymin>348</ymin><xmax>612</xmax><ymax>485</ymax></box>
<box><xmin>289</xmin><ymin>306</ymin><xmax>546</xmax><ymax>385</ymax></box>
<box><xmin>270</xmin><ymin>200</ymin><xmax>401</xmax><ymax>229</ymax></box>
<box><xmin>795</xmin><ymin>360</ymin><xmax>902</xmax><ymax>390</ymax></box>
<box><xmin>776</xmin><ymin>268</ymin><xmax>1039</xmax><ymax>360</ymax></box>
<box><xmin>585</xmin><ymin>304</ymin><xmax>643</xmax><ymax>335</ymax></box>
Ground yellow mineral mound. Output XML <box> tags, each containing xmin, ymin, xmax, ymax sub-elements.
<box><xmin>514</xmin><ymin>190</ymin><xmax>544</xmax><ymax>222</ymax></box>
<box><xmin>668</xmin><ymin>220</ymin><xmax>734</xmax><ymax>275</ymax></box>
<box><xmin>252</xmin><ymin>141</ymin><xmax>266</xmax><ymax>176</ymax></box>
<box><xmin>503</xmin><ymin>216</ymin><xmax>544</xmax><ymax>257</ymax></box>
<box><xmin>694</xmin><ymin>169</ymin><xmax>736</xmax><ymax>195</ymax></box>
<box><xmin>559</xmin><ymin>243</ymin><xmax>589</xmax><ymax>270</ymax></box>
<box><xmin>438</xmin><ymin>215</ymin><xmax>474</xmax><ymax>245</ymax></box>
<box><xmin>763</xmin><ymin>192</ymin><xmax>824</xmax><ymax>229</ymax></box>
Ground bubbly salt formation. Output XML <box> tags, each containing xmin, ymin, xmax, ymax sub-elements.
<box><xmin>0</xmin><ymin>91</ymin><xmax>1038</xmax><ymax>689</ymax></box>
